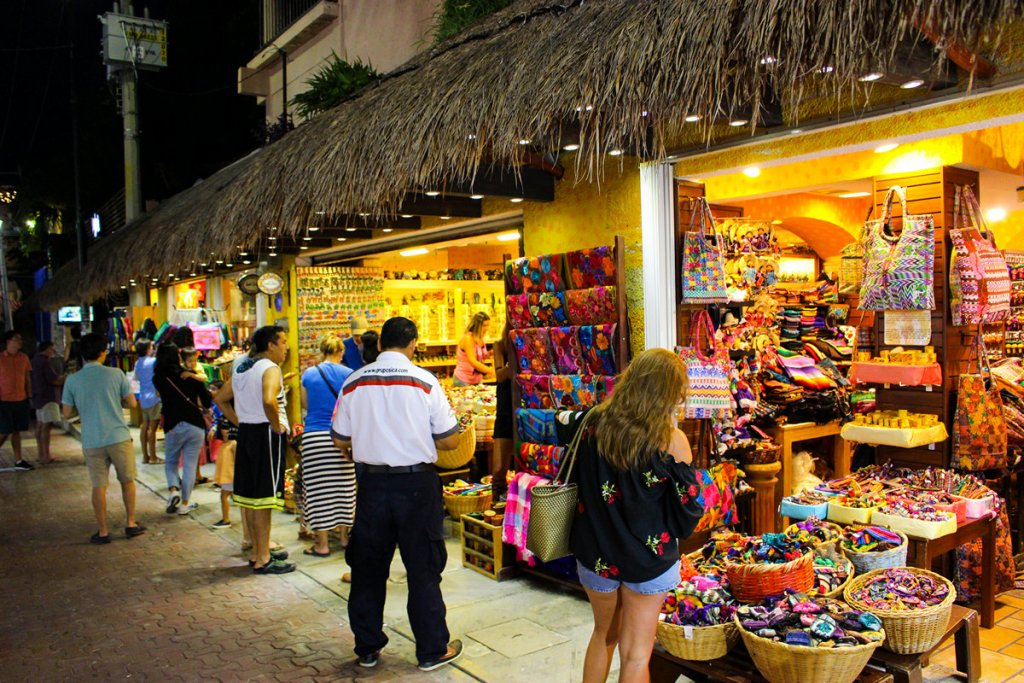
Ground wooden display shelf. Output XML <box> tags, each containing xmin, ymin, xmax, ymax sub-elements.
<box><xmin>383</xmin><ymin>279</ymin><xmax>504</xmax><ymax>291</ymax></box>
<box><xmin>461</xmin><ymin>513</ymin><xmax>517</xmax><ymax>581</ymax></box>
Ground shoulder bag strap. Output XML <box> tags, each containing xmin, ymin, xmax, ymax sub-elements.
<box><xmin>963</xmin><ymin>185</ymin><xmax>994</xmax><ymax>242</ymax></box>
<box><xmin>553</xmin><ymin>410</ymin><xmax>594</xmax><ymax>485</ymax></box>
<box><xmin>315</xmin><ymin>364</ymin><xmax>340</xmax><ymax>399</ymax></box>
<box><xmin>166</xmin><ymin>375</ymin><xmax>208</xmax><ymax>418</ymax></box>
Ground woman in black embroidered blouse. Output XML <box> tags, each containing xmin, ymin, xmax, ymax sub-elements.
<box><xmin>561</xmin><ymin>348</ymin><xmax>701</xmax><ymax>683</ymax></box>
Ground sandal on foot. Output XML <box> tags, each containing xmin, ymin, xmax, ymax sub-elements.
<box><xmin>90</xmin><ymin>532</ymin><xmax>111</xmax><ymax>545</ymax></box>
<box><xmin>303</xmin><ymin>547</ymin><xmax>331</xmax><ymax>557</ymax></box>
<box><xmin>125</xmin><ymin>525</ymin><xmax>147</xmax><ymax>538</ymax></box>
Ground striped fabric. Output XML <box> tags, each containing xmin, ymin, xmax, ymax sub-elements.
<box><xmin>300</xmin><ymin>430</ymin><xmax>355</xmax><ymax>530</ymax></box>
<box><xmin>859</xmin><ymin>186</ymin><xmax>935</xmax><ymax>311</ymax></box>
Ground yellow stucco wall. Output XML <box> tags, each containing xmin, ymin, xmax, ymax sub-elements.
<box><xmin>522</xmin><ymin>160</ymin><xmax>645</xmax><ymax>356</ymax></box>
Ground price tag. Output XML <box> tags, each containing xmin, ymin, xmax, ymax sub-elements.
<box><xmin>925</xmin><ymin>385</ymin><xmax>933</xmax><ymax>392</ymax></box>
<box><xmin>684</xmin><ymin>625</ymin><xmax>694</xmax><ymax>640</ymax></box>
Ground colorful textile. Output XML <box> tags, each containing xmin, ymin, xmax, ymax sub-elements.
<box><xmin>549</xmin><ymin>374</ymin><xmax>598</xmax><ymax>408</ymax></box>
<box><xmin>678</xmin><ymin>311</ymin><xmax>734</xmax><ymax>419</ymax></box>
<box><xmin>506</xmin><ymin>254</ymin><xmax>565</xmax><ymax>294</ymax></box>
<box><xmin>516</xmin><ymin>408</ymin><xmax>558</xmax><ymax>445</ymax></box>
<box><xmin>565</xmin><ymin>286</ymin><xmax>618</xmax><ymax>325</ymax></box>
<box><xmin>566</xmin><ymin>246</ymin><xmax>616</xmax><ymax>289</ymax></box>
<box><xmin>529</xmin><ymin>291</ymin><xmax>570</xmax><ymax>326</ymax></box>
<box><xmin>949</xmin><ymin>185</ymin><xmax>1011</xmax><ymax>325</ymax></box>
<box><xmin>502</xmin><ymin>472</ymin><xmax>549</xmax><ymax>564</ymax></box>
<box><xmin>506</xmin><ymin>293</ymin><xmax>533</xmax><ymax>329</ymax></box>
<box><xmin>681</xmin><ymin>198</ymin><xmax>729</xmax><ymax>303</ymax></box>
<box><xmin>596</xmin><ymin>376</ymin><xmax>616</xmax><ymax>403</ymax></box>
<box><xmin>510</xmin><ymin>327</ymin><xmax>556</xmax><ymax>374</ymax></box>
<box><xmin>956</xmin><ymin>503</ymin><xmax>1014</xmax><ymax>602</ymax></box>
<box><xmin>693</xmin><ymin>462</ymin><xmax>742</xmax><ymax>532</ymax></box>
<box><xmin>859</xmin><ymin>186</ymin><xmax>935</xmax><ymax>310</ymax></box>
<box><xmin>549</xmin><ymin>326</ymin><xmax>586</xmax><ymax>374</ymax></box>
<box><xmin>953</xmin><ymin>372</ymin><xmax>1008</xmax><ymax>470</ymax></box>
<box><xmin>515</xmin><ymin>442</ymin><xmax>565</xmax><ymax>479</ymax></box>
<box><xmin>580</xmin><ymin>324</ymin><xmax>618</xmax><ymax>376</ymax></box>
<box><xmin>516</xmin><ymin>374</ymin><xmax>554</xmax><ymax>409</ymax></box>
<box><xmin>777</xmin><ymin>353</ymin><xmax>835</xmax><ymax>391</ymax></box>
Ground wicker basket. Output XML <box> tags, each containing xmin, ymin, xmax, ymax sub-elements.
<box><xmin>726</xmin><ymin>551</ymin><xmax>815</xmax><ymax>604</ymax></box>
<box><xmin>813</xmin><ymin>557</ymin><xmax>855</xmax><ymax>599</ymax></box>
<box><xmin>841</xmin><ymin>530</ymin><xmax>908</xmax><ymax>574</ymax></box>
<box><xmin>741</xmin><ymin>444</ymin><xmax>781</xmax><ymax>465</ymax></box>
<box><xmin>784</xmin><ymin>520</ymin><xmax>843</xmax><ymax>557</ymax></box>
<box><xmin>844</xmin><ymin>567</ymin><xmax>955</xmax><ymax>654</ymax></box>
<box><xmin>656</xmin><ymin>620</ymin><xmax>739</xmax><ymax>661</ymax></box>
<box><xmin>443</xmin><ymin>492</ymin><xmax>493</xmax><ymax>520</ymax></box>
<box><xmin>435</xmin><ymin>428</ymin><xmax>477</xmax><ymax>469</ymax></box>
<box><xmin>736</xmin><ymin>615</ymin><xmax>884</xmax><ymax>683</ymax></box>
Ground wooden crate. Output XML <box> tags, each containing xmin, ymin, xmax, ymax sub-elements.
<box><xmin>460</xmin><ymin>512</ymin><xmax>517</xmax><ymax>581</ymax></box>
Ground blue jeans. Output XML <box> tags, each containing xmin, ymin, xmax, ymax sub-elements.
<box><xmin>577</xmin><ymin>560</ymin><xmax>681</xmax><ymax>595</ymax></box>
<box><xmin>164</xmin><ymin>422</ymin><xmax>205</xmax><ymax>502</ymax></box>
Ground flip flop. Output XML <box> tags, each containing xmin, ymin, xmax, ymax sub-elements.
<box><xmin>303</xmin><ymin>547</ymin><xmax>331</xmax><ymax>557</ymax></box>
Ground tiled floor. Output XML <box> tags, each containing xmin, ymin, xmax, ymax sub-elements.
<box><xmin>921</xmin><ymin>593</ymin><xmax>1024</xmax><ymax>682</ymax></box>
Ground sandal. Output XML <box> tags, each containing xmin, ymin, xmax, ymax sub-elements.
<box><xmin>303</xmin><ymin>547</ymin><xmax>331</xmax><ymax>557</ymax></box>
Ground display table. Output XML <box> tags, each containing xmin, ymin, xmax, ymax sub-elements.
<box><xmin>848</xmin><ymin>362</ymin><xmax>943</xmax><ymax>387</ymax></box>
<box><xmin>869</xmin><ymin>605</ymin><xmax>980</xmax><ymax>683</ymax></box>
<box><xmin>765</xmin><ymin>420</ymin><xmax>851</xmax><ymax>530</ymax></box>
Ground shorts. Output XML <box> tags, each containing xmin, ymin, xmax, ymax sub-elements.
<box><xmin>233</xmin><ymin>423</ymin><xmax>286</xmax><ymax>510</ymax></box>
<box><xmin>0</xmin><ymin>400</ymin><xmax>30</xmax><ymax>433</ymax></box>
<box><xmin>84</xmin><ymin>440</ymin><xmax>137</xmax><ymax>488</ymax></box>
<box><xmin>577</xmin><ymin>559</ymin><xmax>681</xmax><ymax>595</ymax></box>
<box><xmin>36</xmin><ymin>402</ymin><xmax>62</xmax><ymax>424</ymax></box>
<box><xmin>141</xmin><ymin>403</ymin><xmax>162</xmax><ymax>421</ymax></box>
<box><xmin>493</xmin><ymin>379</ymin><xmax>513</xmax><ymax>440</ymax></box>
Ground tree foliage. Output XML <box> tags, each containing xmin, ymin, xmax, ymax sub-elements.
<box><xmin>291</xmin><ymin>53</ymin><xmax>378</xmax><ymax>120</ymax></box>
<box><xmin>433</xmin><ymin>0</ymin><xmax>513</xmax><ymax>43</ymax></box>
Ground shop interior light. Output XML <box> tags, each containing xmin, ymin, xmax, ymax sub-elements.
<box><xmin>239</xmin><ymin>251</ymin><xmax>248</xmax><ymax>256</ymax></box>
<box><xmin>382</xmin><ymin>228</ymin><xmax>393</xmax><ymax>233</ymax></box>
<box><xmin>742</xmin><ymin>166</ymin><xmax>761</xmax><ymax>178</ymax></box>
<box><xmin>189</xmin><ymin>272</ymin><xmax>197</xmax><ymax>277</ymax></box>
<box><xmin>121</xmin><ymin>285</ymin><xmax>127</xmax><ymax>289</ymax></box>
<box><xmin>874</xmin><ymin>142</ymin><xmax>899</xmax><ymax>153</ymax></box>
<box><xmin>900</xmin><ymin>79</ymin><xmax>924</xmax><ymax>89</ymax></box>
<box><xmin>987</xmin><ymin>207</ymin><xmax>1008</xmax><ymax>222</ymax></box>
<box><xmin>497</xmin><ymin>231</ymin><xmax>521</xmax><ymax>242</ymax></box>
<box><xmin>608</xmin><ymin>149</ymin><xmax>624</xmax><ymax>156</ymax></box>
<box><xmin>518</xmin><ymin>139</ymin><xmax>531</xmax><ymax>145</ymax></box>
<box><xmin>790</xmin><ymin>129</ymin><xmax>803</xmax><ymax>135</ymax></box>
<box><xmin>346</xmin><ymin>227</ymin><xmax>356</xmax><ymax>232</ymax></box>
<box><xmin>425</xmin><ymin>190</ymin><xmax>440</xmax><ymax>197</ymax></box>
<box><xmin>241</xmin><ymin>260</ymin><xmax>251</xmax><ymax>265</ymax></box>
<box><xmin>308</xmin><ymin>226</ymin><xmax>320</xmax><ymax>231</ymax></box>
<box><xmin>467</xmin><ymin>134</ymin><xmax>477</xmax><ymax>140</ymax></box>
<box><xmin>641</xmin><ymin>110</ymin><xmax>649</xmax><ymax>117</ymax></box>
<box><xmin>314</xmin><ymin>210</ymin><xmax>325</xmax><ymax>216</ymax></box>
<box><xmin>358</xmin><ymin>212</ymin><xmax>369</xmax><ymax>217</ymax></box>
<box><xmin>225</xmin><ymin>263</ymin><xmax>233</xmax><ymax>267</ymax></box>
<box><xmin>303</xmin><ymin>236</ymin><xmax>312</xmax><ymax>241</ymax></box>
<box><xmin>440</xmin><ymin>215</ymin><xmax>451</xmax><ymax>220</ymax></box>
<box><xmin>400</xmin><ymin>214</ymin><xmax>414</xmax><ymax>218</ymax></box>
<box><xmin>470</xmin><ymin>194</ymin><xmax>484</xmax><ymax>200</ymax></box>
<box><xmin>562</xmin><ymin>143</ymin><xmax>580</xmax><ymax>151</ymax></box>
<box><xmin>299</xmin><ymin>246</ymin><xmax>308</xmax><ymax>250</ymax></box>
<box><xmin>510</xmin><ymin>197</ymin><xmax>524</xmax><ymax>203</ymax></box>
<box><xmin>685</xmin><ymin>114</ymin><xmax>701</xmax><ymax>122</ymax></box>
<box><xmin>729</xmin><ymin>119</ymin><xmax>748</xmax><ymax>127</ymax></box>
<box><xmin>400</xmin><ymin>247</ymin><xmax>429</xmax><ymax>257</ymax></box>
<box><xmin>215</xmin><ymin>259</ymin><xmax>224</xmax><ymax>264</ymax></box>
<box><xmin>838</xmin><ymin>191</ymin><xmax>872</xmax><ymax>198</ymax></box>
<box><xmin>859</xmin><ymin>72</ymin><xmax>884</xmax><ymax>82</ymax></box>
<box><xmin>336</xmin><ymin>237</ymin><xmax>346</xmax><ymax>242</ymax></box>
<box><xmin>268</xmin><ymin>236</ymin><xmax>276</xmax><ymax>241</ymax></box>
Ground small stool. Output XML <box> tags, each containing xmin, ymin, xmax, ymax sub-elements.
<box><xmin>868</xmin><ymin>605</ymin><xmax>980</xmax><ymax>683</ymax></box>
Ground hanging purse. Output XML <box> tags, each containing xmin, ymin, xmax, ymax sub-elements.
<box><xmin>949</xmin><ymin>185</ymin><xmax>1011</xmax><ymax>326</ymax></box>
<box><xmin>526</xmin><ymin>411</ymin><xmax>594</xmax><ymax>562</ymax></box>
<box><xmin>677</xmin><ymin>310</ymin><xmax>735</xmax><ymax>419</ymax></box>
<box><xmin>859</xmin><ymin>186</ymin><xmax>935</xmax><ymax>311</ymax></box>
<box><xmin>681</xmin><ymin>198</ymin><xmax>729</xmax><ymax>303</ymax></box>
<box><xmin>883</xmin><ymin>309</ymin><xmax>932</xmax><ymax>346</ymax></box>
<box><xmin>953</xmin><ymin>335</ymin><xmax>1009</xmax><ymax>471</ymax></box>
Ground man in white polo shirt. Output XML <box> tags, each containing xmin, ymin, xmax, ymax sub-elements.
<box><xmin>332</xmin><ymin>316</ymin><xmax>464</xmax><ymax>672</ymax></box>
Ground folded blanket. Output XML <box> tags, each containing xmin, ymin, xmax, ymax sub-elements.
<box><xmin>502</xmin><ymin>472</ymin><xmax>550</xmax><ymax>565</ymax></box>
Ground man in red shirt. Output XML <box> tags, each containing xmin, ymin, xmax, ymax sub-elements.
<box><xmin>0</xmin><ymin>331</ymin><xmax>34</xmax><ymax>470</ymax></box>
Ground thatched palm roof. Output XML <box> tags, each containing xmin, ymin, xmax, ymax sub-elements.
<box><xmin>40</xmin><ymin>0</ymin><xmax>1019</xmax><ymax>307</ymax></box>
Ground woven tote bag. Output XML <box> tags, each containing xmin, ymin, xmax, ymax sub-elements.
<box><xmin>681</xmin><ymin>198</ymin><xmax>729</xmax><ymax>303</ymax></box>
<box><xmin>859</xmin><ymin>186</ymin><xmax>935</xmax><ymax>311</ymax></box>
<box><xmin>677</xmin><ymin>310</ymin><xmax>735</xmax><ymax>419</ymax></box>
<box><xmin>527</xmin><ymin>411</ymin><xmax>593</xmax><ymax>562</ymax></box>
<box><xmin>953</xmin><ymin>337</ymin><xmax>1009</xmax><ymax>471</ymax></box>
<box><xmin>949</xmin><ymin>185</ymin><xmax>1011</xmax><ymax>326</ymax></box>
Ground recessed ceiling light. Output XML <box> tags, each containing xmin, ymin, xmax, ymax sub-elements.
<box><xmin>120</xmin><ymin>284</ymin><xmax>127</xmax><ymax>289</ymax></box>
<box><xmin>585</xmin><ymin>105</ymin><xmax>593</xmax><ymax>111</ymax></box>
<box><xmin>988</xmin><ymin>207</ymin><xmax>1008</xmax><ymax>222</ymax></box>
<box><xmin>874</xmin><ymin>142</ymin><xmax>899</xmax><ymax>153</ymax></box>
<box><xmin>225</xmin><ymin>263</ymin><xmax>233</xmax><ymax>268</ymax></box>
<box><xmin>269</xmin><ymin>251</ymin><xmax>277</xmax><ymax>256</ymax></box>
<box><xmin>268</xmin><ymin>236</ymin><xmax>276</xmax><ymax>241</ymax></box>
<box><xmin>685</xmin><ymin>114</ymin><xmax>701</xmax><ymax>123</ymax></box>
<box><xmin>400</xmin><ymin>247</ymin><xmax>429</xmax><ymax>257</ymax></box>
<box><xmin>439</xmin><ymin>215</ymin><xmax>451</xmax><ymax>220</ymax></box>
<box><xmin>189</xmin><ymin>272</ymin><xmax>197</xmax><ymax>277</ymax></box>
<box><xmin>425</xmin><ymin>190</ymin><xmax>440</xmax><ymax>197</ymax></box>
<box><xmin>270</xmin><ymin>226</ymin><xmax>277</xmax><ymax>232</ymax></box>
<box><xmin>497</xmin><ymin>231</ymin><xmax>521</xmax><ymax>242</ymax></box>
<box><xmin>742</xmin><ymin>166</ymin><xmax>761</xmax><ymax>178</ymax></box>
<box><xmin>510</xmin><ymin>197</ymin><xmax>524</xmax><ymax>203</ymax></box>
<box><xmin>346</xmin><ymin>228</ymin><xmax>356</xmax><ymax>232</ymax></box>
<box><xmin>303</xmin><ymin>236</ymin><xmax>312</xmax><ymax>241</ymax></box>
<box><xmin>859</xmin><ymin>72</ymin><xmax>884</xmax><ymax>82</ymax></box>
<box><xmin>241</xmin><ymin>260</ymin><xmax>251</xmax><ymax>265</ymax></box>
<box><xmin>900</xmin><ymin>79</ymin><xmax>924</xmax><ymax>89</ymax></box>
<box><xmin>641</xmin><ymin>110</ymin><xmax>649</xmax><ymax>117</ymax></box>
<box><xmin>470</xmin><ymin>194</ymin><xmax>484</xmax><ymax>200</ymax></box>
<box><xmin>336</xmin><ymin>237</ymin><xmax>346</xmax><ymax>242</ymax></box>
<box><xmin>358</xmin><ymin>212</ymin><xmax>369</xmax><ymax>217</ymax></box>
<box><xmin>562</xmin><ymin>143</ymin><xmax>580</xmax><ymax>152</ymax></box>
<box><xmin>382</xmin><ymin>228</ymin><xmax>393</xmax><ymax>233</ymax></box>
<box><xmin>729</xmin><ymin>119</ymin><xmax>748</xmax><ymax>127</ymax></box>
<box><xmin>239</xmin><ymin>251</ymin><xmax>248</xmax><ymax>256</ymax></box>
<box><xmin>518</xmin><ymin>138</ymin><xmax>531</xmax><ymax>145</ymax></box>
<box><xmin>299</xmin><ymin>246</ymin><xmax>308</xmax><ymax>250</ymax></box>
<box><xmin>308</xmin><ymin>226</ymin><xmax>319</xmax><ymax>232</ymax></box>
<box><xmin>608</xmin><ymin>149</ymin><xmax>624</xmax><ymax>156</ymax></box>
<box><xmin>838</xmin><ymin>191</ymin><xmax>872</xmax><ymax>199</ymax></box>
<box><xmin>467</xmin><ymin>133</ymin><xmax>477</xmax><ymax>140</ymax></box>
<box><xmin>400</xmin><ymin>214</ymin><xmax>413</xmax><ymax>218</ymax></box>
<box><xmin>168</xmin><ymin>273</ymin><xmax>175</xmax><ymax>277</ymax></box>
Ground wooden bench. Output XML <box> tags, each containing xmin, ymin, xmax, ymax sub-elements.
<box><xmin>868</xmin><ymin>605</ymin><xmax>980</xmax><ymax>683</ymax></box>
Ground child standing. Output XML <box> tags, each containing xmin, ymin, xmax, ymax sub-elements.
<box><xmin>209</xmin><ymin>381</ymin><xmax>240</xmax><ymax>532</ymax></box>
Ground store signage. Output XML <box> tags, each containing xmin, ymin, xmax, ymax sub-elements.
<box><xmin>99</xmin><ymin>12</ymin><xmax>168</xmax><ymax>71</ymax></box>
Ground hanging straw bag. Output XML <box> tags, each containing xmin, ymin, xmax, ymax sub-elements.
<box><xmin>678</xmin><ymin>310</ymin><xmax>735</xmax><ymax>419</ymax></box>
<box><xmin>526</xmin><ymin>411</ymin><xmax>593</xmax><ymax>562</ymax></box>
<box><xmin>953</xmin><ymin>335</ymin><xmax>1009</xmax><ymax>471</ymax></box>
<box><xmin>859</xmin><ymin>186</ymin><xmax>935</xmax><ymax>311</ymax></box>
<box><xmin>949</xmin><ymin>185</ymin><xmax>1011</xmax><ymax>326</ymax></box>
<box><xmin>681</xmin><ymin>198</ymin><xmax>729</xmax><ymax>303</ymax></box>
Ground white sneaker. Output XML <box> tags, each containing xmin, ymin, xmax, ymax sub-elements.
<box><xmin>177</xmin><ymin>502</ymin><xmax>199</xmax><ymax>515</ymax></box>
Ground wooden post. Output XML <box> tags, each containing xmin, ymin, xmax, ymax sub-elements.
<box><xmin>744</xmin><ymin>461</ymin><xmax>782</xmax><ymax>535</ymax></box>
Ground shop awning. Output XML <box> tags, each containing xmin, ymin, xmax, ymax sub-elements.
<box><xmin>39</xmin><ymin>0</ymin><xmax>1019</xmax><ymax>306</ymax></box>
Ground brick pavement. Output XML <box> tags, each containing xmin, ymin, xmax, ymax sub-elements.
<box><xmin>0</xmin><ymin>432</ymin><xmax>474</xmax><ymax>683</ymax></box>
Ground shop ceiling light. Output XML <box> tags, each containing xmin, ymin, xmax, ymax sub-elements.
<box><xmin>382</xmin><ymin>228</ymin><xmax>393</xmax><ymax>233</ymax></box>
<box><xmin>838</xmin><ymin>191</ymin><xmax>872</xmax><ymax>198</ymax></box>
<box><xmin>759</xmin><ymin>56</ymin><xmax>777</xmax><ymax>65</ymax></box>
<box><xmin>314</xmin><ymin>210</ymin><xmax>325</xmax><ymax>216</ymax></box>
<box><xmin>303</xmin><ymin>236</ymin><xmax>312</xmax><ymax>241</ymax></box>
<box><xmin>510</xmin><ymin>197</ymin><xmax>524</xmax><ymax>203</ymax></box>
<box><xmin>400</xmin><ymin>248</ymin><xmax>429</xmax><ymax>257</ymax></box>
<box><xmin>987</xmin><ymin>207</ymin><xmax>1008</xmax><ymax>222</ymax></box>
<box><xmin>518</xmin><ymin>139</ymin><xmax>531</xmax><ymax>145</ymax></box>
<box><xmin>346</xmin><ymin>228</ymin><xmax>356</xmax><ymax>232</ymax></box>
<box><xmin>400</xmin><ymin>214</ymin><xmax>414</xmax><ymax>218</ymax></box>
<box><xmin>308</xmin><ymin>226</ymin><xmax>320</xmax><ymax>232</ymax></box>
<box><xmin>225</xmin><ymin>262</ymin><xmax>233</xmax><ymax>267</ymax></box>
<box><xmin>729</xmin><ymin>119</ymin><xmax>748</xmax><ymax>127</ymax></box>
<box><xmin>685</xmin><ymin>114</ymin><xmax>701</xmax><ymax>122</ymax></box>
<box><xmin>562</xmin><ymin>143</ymin><xmax>580</xmax><ymax>151</ymax></box>
<box><xmin>120</xmin><ymin>285</ymin><xmax>127</xmax><ymax>289</ymax></box>
<box><xmin>859</xmin><ymin>72</ymin><xmax>884</xmax><ymax>82</ymax></box>
<box><xmin>189</xmin><ymin>272</ymin><xmax>197</xmax><ymax>277</ymax></box>
<box><xmin>470</xmin><ymin>194</ymin><xmax>484</xmax><ymax>200</ymax></box>
<box><xmin>641</xmin><ymin>110</ymin><xmax>649</xmax><ymax>117</ymax></box>
<box><xmin>358</xmin><ymin>212</ymin><xmax>369</xmax><ymax>217</ymax></box>
<box><xmin>497</xmin><ymin>231</ymin><xmax>521</xmax><ymax>242</ymax></box>
<box><xmin>336</xmin><ymin>237</ymin><xmax>346</xmax><ymax>242</ymax></box>
<box><xmin>742</xmin><ymin>166</ymin><xmax>761</xmax><ymax>178</ymax></box>
<box><xmin>467</xmin><ymin>134</ymin><xmax>477</xmax><ymax>140</ymax></box>
<box><xmin>268</xmin><ymin>236</ymin><xmax>276</xmax><ymax>241</ymax></box>
<box><xmin>874</xmin><ymin>142</ymin><xmax>899</xmax><ymax>153</ymax></box>
<box><xmin>299</xmin><ymin>246</ymin><xmax>308</xmax><ymax>250</ymax></box>
<box><xmin>900</xmin><ymin>79</ymin><xmax>924</xmax><ymax>89</ymax></box>
<box><xmin>425</xmin><ymin>190</ymin><xmax>440</xmax><ymax>197</ymax></box>
<box><xmin>241</xmin><ymin>260</ymin><xmax>251</xmax><ymax>265</ymax></box>
<box><xmin>440</xmin><ymin>215</ymin><xmax>451</xmax><ymax>220</ymax></box>
<box><xmin>608</xmin><ymin>149</ymin><xmax>624</xmax><ymax>156</ymax></box>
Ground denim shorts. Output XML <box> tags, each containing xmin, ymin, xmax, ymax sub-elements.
<box><xmin>577</xmin><ymin>560</ymin><xmax>680</xmax><ymax>595</ymax></box>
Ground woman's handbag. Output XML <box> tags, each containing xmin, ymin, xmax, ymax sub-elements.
<box><xmin>859</xmin><ymin>186</ymin><xmax>935</xmax><ymax>311</ymax></box>
<box><xmin>681</xmin><ymin>198</ymin><xmax>729</xmax><ymax>303</ymax></box>
<box><xmin>949</xmin><ymin>185</ymin><xmax>1011</xmax><ymax>326</ymax></box>
<box><xmin>953</xmin><ymin>336</ymin><xmax>1009</xmax><ymax>471</ymax></box>
<box><xmin>677</xmin><ymin>310</ymin><xmax>735</xmax><ymax>419</ymax></box>
<box><xmin>527</xmin><ymin>411</ymin><xmax>593</xmax><ymax>562</ymax></box>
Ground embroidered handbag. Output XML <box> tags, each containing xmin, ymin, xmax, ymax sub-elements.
<box><xmin>883</xmin><ymin>309</ymin><xmax>932</xmax><ymax>346</ymax></box>
<box><xmin>677</xmin><ymin>310</ymin><xmax>735</xmax><ymax>419</ymax></box>
<box><xmin>859</xmin><ymin>186</ymin><xmax>935</xmax><ymax>311</ymax></box>
<box><xmin>515</xmin><ymin>442</ymin><xmax>566</xmax><ymax>479</ymax></box>
<box><xmin>681</xmin><ymin>198</ymin><xmax>729</xmax><ymax>304</ymax></box>
<box><xmin>953</xmin><ymin>337</ymin><xmax>1009</xmax><ymax>471</ymax></box>
<box><xmin>566</xmin><ymin>246</ymin><xmax>616</xmax><ymax>289</ymax></box>
<box><xmin>949</xmin><ymin>185</ymin><xmax>1011</xmax><ymax>326</ymax></box>
<box><xmin>839</xmin><ymin>241</ymin><xmax>865</xmax><ymax>295</ymax></box>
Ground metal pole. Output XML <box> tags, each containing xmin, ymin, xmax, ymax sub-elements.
<box><xmin>122</xmin><ymin>72</ymin><xmax>142</xmax><ymax>221</ymax></box>
<box><xmin>0</xmin><ymin>228</ymin><xmax>13</xmax><ymax>332</ymax></box>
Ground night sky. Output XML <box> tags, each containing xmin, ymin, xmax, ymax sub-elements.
<box><xmin>0</xmin><ymin>1</ymin><xmax>265</xmax><ymax>271</ymax></box>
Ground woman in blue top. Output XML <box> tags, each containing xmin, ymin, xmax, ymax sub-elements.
<box><xmin>300</xmin><ymin>334</ymin><xmax>354</xmax><ymax>556</ymax></box>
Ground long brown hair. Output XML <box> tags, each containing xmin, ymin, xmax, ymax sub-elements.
<box><xmin>592</xmin><ymin>348</ymin><xmax>687</xmax><ymax>471</ymax></box>
<box><xmin>465</xmin><ymin>311</ymin><xmax>490</xmax><ymax>339</ymax></box>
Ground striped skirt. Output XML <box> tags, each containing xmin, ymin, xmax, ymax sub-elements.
<box><xmin>299</xmin><ymin>430</ymin><xmax>356</xmax><ymax>530</ymax></box>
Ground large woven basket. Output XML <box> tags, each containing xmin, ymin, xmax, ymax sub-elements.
<box><xmin>784</xmin><ymin>520</ymin><xmax>843</xmax><ymax>557</ymax></box>
<box><xmin>814</xmin><ymin>557</ymin><xmax>855</xmax><ymax>600</ymax></box>
<box><xmin>656</xmin><ymin>621</ymin><xmax>738</xmax><ymax>661</ymax></box>
<box><xmin>726</xmin><ymin>551</ymin><xmax>814</xmax><ymax>604</ymax></box>
<box><xmin>841</xmin><ymin>530</ymin><xmax>908</xmax><ymax>574</ymax></box>
<box><xmin>435</xmin><ymin>428</ymin><xmax>477</xmax><ymax>469</ymax></box>
<box><xmin>443</xmin><ymin>492</ymin><xmax>492</xmax><ymax>520</ymax></box>
<box><xmin>736</xmin><ymin>615</ymin><xmax>884</xmax><ymax>683</ymax></box>
<box><xmin>844</xmin><ymin>567</ymin><xmax>955</xmax><ymax>654</ymax></box>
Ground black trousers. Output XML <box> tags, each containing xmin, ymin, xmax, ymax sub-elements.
<box><xmin>346</xmin><ymin>469</ymin><xmax>450</xmax><ymax>662</ymax></box>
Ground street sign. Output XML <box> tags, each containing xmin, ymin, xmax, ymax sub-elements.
<box><xmin>99</xmin><ymin>12</ymin><xmax>168</xmax><ymax>71</ymax></box>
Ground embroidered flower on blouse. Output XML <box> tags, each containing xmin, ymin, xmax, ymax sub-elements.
<box><xmin>676</xmin><ymin>482</ymin><xmax>698</xmax><ymax>504</ymax></box>
<box><xmin>593</xmin><ymin>558</ymin><xmax>620</xmax><ymax>578</ymax></box>
<box><xmin>601</xmin><ymin>481</ymin><xmax>620</xmax><ymax>504</ymax></box>
<box><xmin>643</xmin><ymin>470</ymin><xmax>666</xmax><ymax>488</ymax></box>
<box><xmin>644</xmin><ymin>532</ymin><xmax>671</xmax><ymax>557</ymax></box>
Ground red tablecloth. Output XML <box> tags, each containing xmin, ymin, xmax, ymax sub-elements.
<box><xmin>848</xmin><ymin>362</ymin><xmax>943</xmax><ymax>387</ymax></box>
